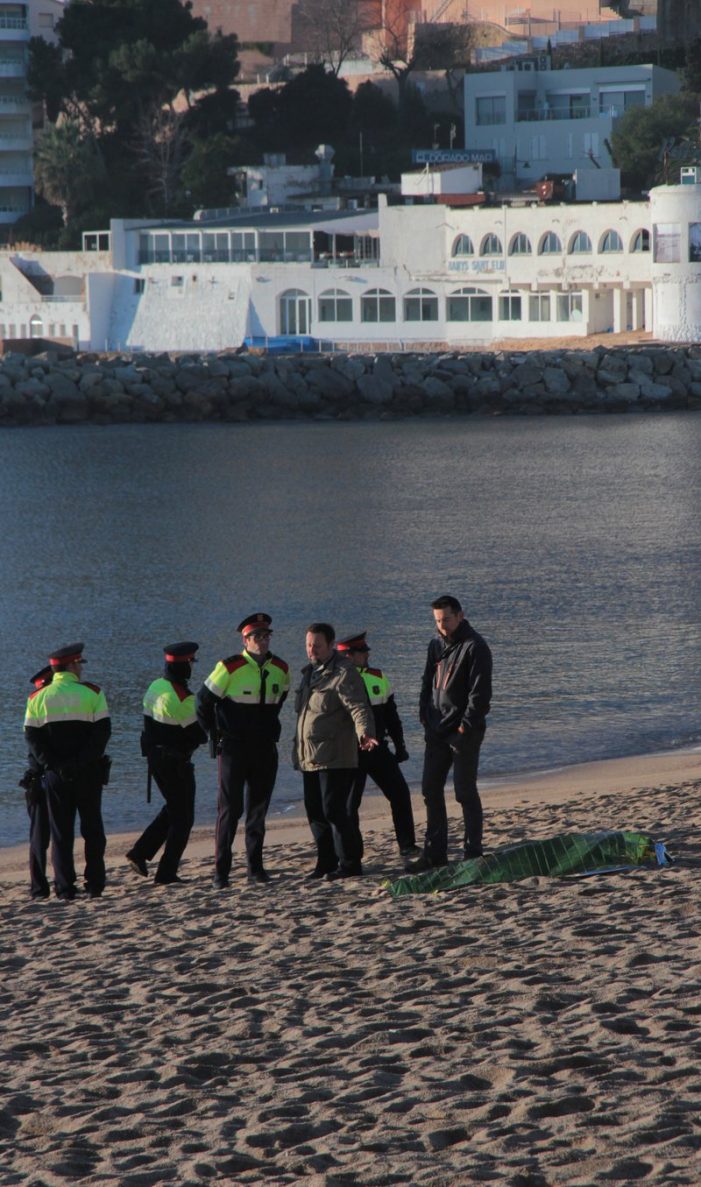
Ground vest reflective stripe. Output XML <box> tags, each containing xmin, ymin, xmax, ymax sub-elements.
<box><xmin>361</xmin><ymin>667</ymin><xmax>391</xmax><ymax>706</ymax></box>
<box><xmin>204</xmin><ymin>652</ymin><xmax>290</xmax><ymax>705</ymax></box>
<box><xmin>143</xmin><ymin>678</ymin><xmax>197</xmax><ymax>728</ymax></box>
<box><xmin>24</xmin><ymin>670</ymin><xmax>109</xmax><ymax>728</ymax></box>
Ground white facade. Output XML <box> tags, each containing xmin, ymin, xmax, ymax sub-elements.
<box><xmin>0</xmin><ymin>0</ymin><xmax>62</xmax><ymax>226</ymax></box>
<box><xmin>464</xmin><ymin>62</ymin><xmax>680</xmax><ymax>189</ymax></box>
<box><xmin>2</xmin><ymin>184</ymin><xmax>701</xmax><ymax>351</ymax></box>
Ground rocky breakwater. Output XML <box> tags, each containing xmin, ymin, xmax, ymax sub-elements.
<box><xmin>1</xmin><ymin>344</ymin><xmax>701</xmax><ymax>426</ymax></box>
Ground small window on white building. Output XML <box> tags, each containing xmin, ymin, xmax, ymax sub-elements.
<box><xmin>171</xmin><ymin>275</ymin><xmax>184</xmax><ymax>287</ymax></box>
<box><xmin>404</xmin><ymin>288</ymin><xmax>438</xmax><ymax>322</ymax></box>
<box><xmin>29</xmin><ymin>315</ymin><xmax>43</xmax><ymax>338</ymax></box>
<box><xmin>318</xmin><ymin>288</ymin><xmax>352</xmax><ymax>323</ymax></box>
<box><xmin>134</xmin><ymin>278</ymin><xmax>145</xmax><ymax>293</ymax></box>
<box><xmin>498</xmin><ymin>293</ymin><xmax>522</xmax><ymax>321</ymax></box>
<box><xmin>280</xmin><ymin>289</ymin><xmax>311</xmax><ymax>335</ymax></box>
<box><xmin>529</xmin><ymin>294</ymin><xmax>551</xmax><ymax>322</ymax></box>
<box><xmin>631</xmin><ymin>229</ymin><xmax>650</xmax><ymax>253</ymax></box>
<box><xmin>653</xmin><ymin>223</ymin><xmax>680</xmax><ymax>263</ymax></box>
<box><xmin>447</xmin><ymin>287</ymin><xmax>493</xmax><ymax>322</ymax></box>
<box><xmin>480</xmin><ymin>233</ymin><xmax>502</xmax><ymax>256</ymax></box>
<box><xmin>599</xmin><ymin>230</ymin><xmax>623</xmax><ymax>253</ymax></box>
<box><xmin>475</xmin><ymin>95</ymin><xmax>506</xmax><ymax>126</ymax></box>
<box><xmin>556</xmin><ymin>292</ymin><xmax>583</xmax><ymax>322</ymax></box>
<box><xmin>0</xmin><ymin>323</ymin><xmax>6</xmax><ymax>338</ymax></box>
<box><xmin>451</xmin><ymin>234</ymin><xmax>474</xmax><ymax>257</ymax></box>
<box><xmin>361</xmin><ymin>288</ymin><xmax>396</xmax><ymax>323</ymax></box>
<box><xmin>584</xmin><ymin>132</ymin><xmax>600</xmax><ymax>160</ymax></box>
<box><xmin>508</xmin><ymin>233</ymin><xmax>532</xmax><ymax>256</ymax></box>
<box><xmin>569</xmin><ymin>231</ymin><xmax>592</xmax><ymax>254</ymax></box>
<box><xmin>539</xmin><ymin>232</ymin><xmax>562</xmax><ymax>254</ymax></box>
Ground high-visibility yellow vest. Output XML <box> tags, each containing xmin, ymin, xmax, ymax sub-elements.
<box><xmin>24</xmin><ymin>670</ymin><xmax>109</xmax><ymax>727</ymax></box>
<box><xmin>205</xmin><ymin>650</ymin><xmax>290</xmax><ymax>706</ymax></box>
<box><xmin>143</xmin><ymin>678</ymin><xmax>198</xmax><ymax>728</ymax></box>
<box><xmin>360</xmin><ymin>666</ymin><xmax>391</xmax><ymax>706</ymax></box>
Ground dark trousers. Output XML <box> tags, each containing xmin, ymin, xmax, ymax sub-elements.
<box><xmin>303</xmin><ymin>767</ymin><xmax>362</xmax><ymax>873</ymax></box>
<box><xmin>27</xmin><ymin>790</ymin><xmax>50</xmax><ymax>898</ymax></box>
<box><xmin>43</xmin><ymin>770</ymin><xmax>106</xmax><ymax>898</ymax></box>
<box><xmin>131</xmin><ymin>756</ymin><xmax>195</xmax><ymax>882</ymax></box>
<box><xmin>350</xmin><ymin>743</ymin><xmax>416</xmax><ymax>852</ymax></box>
<box><xmin>421</xmin><ymin>729</ymin><xmax>485</xmax><ymax>864</ymax></box>
<box><xmin>214</xmin><ymin>743</ymin><xmax>278</xmax><ymax>880</ymax></box>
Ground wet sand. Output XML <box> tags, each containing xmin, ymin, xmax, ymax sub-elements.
<box><xmin>1</xmin><ymin>748</ymin><xmax>700</xmax><ymax>1185</ymax></box>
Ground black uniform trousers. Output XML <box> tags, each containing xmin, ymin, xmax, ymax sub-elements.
<box><xmin>303</xmin><ymin>767</ymin><xmax>362</xmax><ymax>873</ymax></box>
<box><xmin>130</xmin><ymin>754</ymin><xmax>195</xmax><ymax>882</ymax></box>
<box><xmin>43</xmin><ymin>769</ymin><xmax>106</xmax><ymax>898</ymax></box>
<box><xmin>350</xmin><ymin>743</ymin><xmax>416</xmax><ymax>852</ymax></box>
<box><xmin>421</xmin><ymin>728</ymin><xmax>485</xmax><ymax>864</ymax></box>
<box><xmin>214</xmin><ymin>741</ymin><xmax>278</xmax><ymax>881</ymax></box>
<box><xmin>27</xmin><ymin>787</ymin><xmax>50</xmax><ymax>898</ymax></box>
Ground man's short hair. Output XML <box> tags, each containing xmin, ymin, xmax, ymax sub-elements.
<box><xmin>307</xmin><ymin>622</ymin><xmax>335</xmax><ymax>644</ymax></box>
<box><xmin>431</xmin><ymin>595</ymin><xmax>462</xmax><ymax>613</ymax></box>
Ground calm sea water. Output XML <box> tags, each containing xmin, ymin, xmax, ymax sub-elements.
<box><xmin>1</xmin><ymin>414</ymin><xmax>700</xmax><ymax>848</ymax></box>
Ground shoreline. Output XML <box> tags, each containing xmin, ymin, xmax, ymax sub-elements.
<box><xmin>3</xmin><ymin>744</ymin><xmax>700</xmax><ymax>885</ymax></box>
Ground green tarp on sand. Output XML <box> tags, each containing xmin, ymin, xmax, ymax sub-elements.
<box><xmin>386</xmin><ymin>830</ymin><xmax>671</xmax><ymax>897</ymax></box>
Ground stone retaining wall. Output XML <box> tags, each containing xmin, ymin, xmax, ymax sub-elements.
<box><xmin>1</xmin><ymin>344</ymin><xmax>700</xmax><ymax>426</ymax></box>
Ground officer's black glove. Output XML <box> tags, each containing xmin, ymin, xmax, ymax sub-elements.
<box><xmin>395</xmin><ymin>745</ymin><xmax>409</xmax><ymax>763</ymax></box>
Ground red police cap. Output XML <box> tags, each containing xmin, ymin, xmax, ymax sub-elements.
<box><xmin>49</xmin><ymin>642</ymin><xmax>85</xmax><ymax>667</ymax></box>
<box><xmin>30</xmin><ymin>665</ymin><xmax>53</xmax><ymax>688</ymax></box>
<box><xmin>164</xmin><ymin>641</ymin><xmax>199</xmax><ymax>663</ymax></box>
<box><xmin>238</xmin><ymin>613</ymin><xmax>272</xmax><ymax>636</ymax></box>
<box><xmin>337</xmin><ymin>632</ymin><xmax>369</xmax><ymax>653</ymax></box>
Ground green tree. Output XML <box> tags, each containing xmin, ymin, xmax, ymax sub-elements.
<box><xmin>248</xmin><ymin>65</ymin><xmax>353</xmax><ymax>154</ymax></box>
<box><xmin>33</xmin><ymin>121</ymin><xmax>106</xmax><ymax>224</ymax></box>
<box><xmin>609</xmin><ymin>93</ymin><xmax>699</xmax><ymax>191</ymax></box>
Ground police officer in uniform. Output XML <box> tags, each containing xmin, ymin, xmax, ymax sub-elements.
<box><xmin>126</xmin><ymin>642</ymin><xmax>207</xmax><ymax>886</ymax></box>
<box><xmin>197</xmin><ymin>613</ymin><xmax>290</xmax><ymax>887</ymax></box>
<box><xmin>24</xmin><ymin>642</ymin><xmax>111</xmax><ymax>900</ymax></box>
<box><xmin>20</xmin><ymin>665</ymin><xmax>53</xmax><ymax>899</ymax></box>
<box><xmin>338</xmin><ymin>632</ymin><xmax>420</xmax><ymax>865</ymax></box>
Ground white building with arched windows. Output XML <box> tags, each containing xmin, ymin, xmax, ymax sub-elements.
<box><xmin>1</xmin><ymin>180</ymin><xmax>700</xmax><ymax>351</ymax></box>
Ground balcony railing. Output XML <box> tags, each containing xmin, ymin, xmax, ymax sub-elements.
<box><xmin>516</xmin><ymin>105</ymin><xmax>593</xmax><ymax>122</ymax></box>
<box><xmin>0</xmin><ymin>17</ymin><xmax>27</xmax><ymax>28</ymax></box>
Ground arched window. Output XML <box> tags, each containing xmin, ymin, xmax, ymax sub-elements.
<box><xmin>509</xmin><ymin>233</ymin><xmax>532</xmax><ymax>256</ymax></box>
<box><xmin>451</xmin><ymin>234</ymin><xmax>474</xmax><ymax>257</ymax></box>
<box><xmin>447</xmin><ymin>287</ymin><xmax>493</xmax><ymax>322</ymax></box>
<box><xmin>539</xmin><ymin>231</ymin><xmax>562</xmax><ymax>254</ymax></box>
<box><xmin>404</xmin><ymin>287</ymin><xmax>438</xmax><ymax>322</ymax></box>
<box><xmin>599</xmin><ymin>229</ymin><xmax>623</xmax><ymax>253</ymax></box>
<box><xmin>29</xmin><ymin>314</ymin><xmax>43</xmax><ymax>339</ymax></box>
<box><xmin>279</xmin><ymin>289</ymin><xmax>311</xmax><ymax>335</ymax></box>
<box><xmin>318</xmin><ymin>288</ymin><xmax>352</xmax><ymax>323</ymax></box>
<box><xmin>480</xmin><ymin>233</ymin><xmax>502</xmax><ymax>256</ymax></box>
<box><xmin>361</xmin><ymin>288</ymin><xmax>396</xmax><ymax>323</ymax></box>
<box><xmin>569</xmin><ymin>231</ymin><xmax>592</xmax><ymax>254</ymax></box>
<box><xmin>498</xmin><ymin>292</ymin><xmax>522</xmax><ymax>321</ymax></box>
<box><xmin>631</xmin><ymin>228</ymin><xmax>650</xmax><ymax>253</ymax></box>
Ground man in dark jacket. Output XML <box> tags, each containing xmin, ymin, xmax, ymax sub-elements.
<box><xmin>411</xmin><ymin>594</ymin><xmax>492</xmax><ymax>870</ymax></box>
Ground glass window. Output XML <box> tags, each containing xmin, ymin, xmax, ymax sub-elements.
<box><xmin>203</xmin><ymin>232</ymin><xmax>231</xmax><ymax>262</ymax></box>
<box><xmin>529</xmin><ymin>294</ymin><xmax>551</xmax><ymax>322</ymax></box>
<box><xmin>556</xmin><ymin>292</ymin><xmax>583</xmax><ymax>322</ymax></box>
<box><xmin>508</xmin><ymin>233</ymin><xmax>532</xmax><ymax>256</ymax></box>
<box><xmin>569</xmin><ymin>231</ymin><xmax>592</xmax><ymax>254</ymax></box>
<box><xmin>653</xmin><ymin>223</ymin><xmax>680</xmax><ymax>263</ymax></box>
<box><xmin>404</xmin><ymin>287</ymin><xmax>438</xmax><ymax>322</ymax></box>
<box><xmin>480</xmin><ymin>233</ymin><xmax>502</xmax><ymax>256</ymax></box>
<box><xmin>318</xmin><ymin>289</ymin><xmax>353</xmax><ymax>323</ymax></box>
<box><xmin>447</xmin><ymin>287</ymin><xmax>493</xmax><ymax>322</ymax></box>
<box><xmin>631</xmin><ymin>229</ymin><xmax>650</xmax><ymax>253</ymax></box>
<box><xmin>539</xmin><ymin>232</ymin><xmax>562</xmax><ymax>255</ymax></box>
<box><xmin>259</xmin><ymin>231</ymin><xmax>285</xmax><ymax>261</ymax></box>
<box><xmin>134</xmin><ymin>278</ymin><xmax>145</xmax><ymax>294</ymax></box>
<box><xmin>172</xmin><ymin>232</ymin><xmax>200</xmax><ymax>263</ymax></box>
<box><xmin>599</xmin><ymin>229</ymin><xmax>623</xmax><ymax>253</ymax></box>
<box><xmin>285</xmin><ymin>231</ymin><xmax>312</xmax><ymax>261</ymax></box>
<box><xmin>475</xmin><ymin>95</ymin><xmax>506</xmax><ymax>126</ymax></box>
<box><xmin>280</xmin><ymin>289</ymin><xmax>311</xmax><ymax>335</ymax></box>
<box><xmin>451</xmin><ymin>234</ymin><xmax>474</xmax><ymax>257</ymax></box>
<box><xmin>361</xmin><ymin>288</ymin><xmax>396</xmax><ymax>323</ymax></box>
<box><xmin>231</xmin><ymin>231</ymin><xmax>256</xmax><ymax>261</ymax></box>
<box><xmin>498</xmin><ymin>293</ymin><xmax>521</xmax><ymax>321</ymax></box>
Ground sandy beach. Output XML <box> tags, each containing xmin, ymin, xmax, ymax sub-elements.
<box><xmin>2</xmin><ymin>749</ymin><xmax>700</xmax><ymax>1186</ymax></box>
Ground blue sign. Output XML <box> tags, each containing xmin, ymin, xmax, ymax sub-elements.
<box><xmin>412</xmin><ymin>148</ymin><xmax>496</xmax><ymax>164</ymax></box>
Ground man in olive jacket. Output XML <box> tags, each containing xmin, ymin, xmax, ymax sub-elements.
<box><xmin>294</xmin><ymin>622</ymin><xmax>377</xmax><ymax>881</ymax></box>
